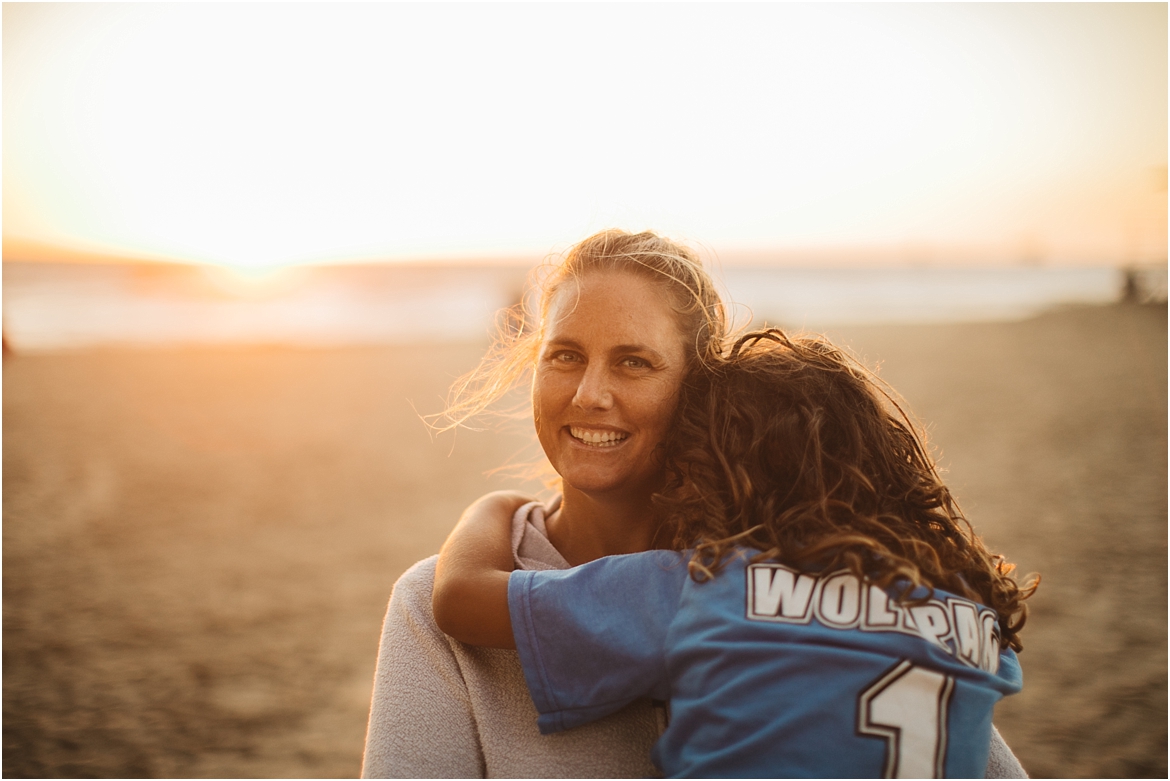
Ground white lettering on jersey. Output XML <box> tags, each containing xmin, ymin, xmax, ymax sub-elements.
<box><xmin>745</xmin><ymin>564</ymin><xmax>1003</xmax><ymax>673</ymax></box>
<box><xmin>747</xmin><ymin>565</ymin><xmax>816</xmax><ymax>623</ymax></box>
<box><xmin>816</xmin><ymin>571</ymin><xmax>862</xmax><ymax>628</ymax></box>
<box><xmin>865</xmin><ymin>584</ymin><xmax>902</xmax><ymax>629</ymax></box>
<box><xmin>980</xmin><ymin>611</ymin><xmax>1000</xmax><ymax>674</ymax></box>
<box><xmin>951</xmin><ymin>601</ymin><xmax>981</xmax><ymax>667</ymax></box>
<box><xmin>907</xmin><ymin>604</ymin><xmax>952</xmax><ymax>650</ymax></box>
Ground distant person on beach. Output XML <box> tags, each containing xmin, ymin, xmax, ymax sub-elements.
<box><xmin>432</xmin><ymin>328</ymin><xmax>1035</xmax><ymax>777</ymax></box>
<box><xmin>360</xmin><ymin>230</ymin><xmax>1029</xmax><ymax>778</ymax></box>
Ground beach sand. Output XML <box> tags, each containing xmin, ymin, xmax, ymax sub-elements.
<box><xmin>4</xmin><ymin>302</ymin><xmax>1166</xmax><ymax>778</ymax></box>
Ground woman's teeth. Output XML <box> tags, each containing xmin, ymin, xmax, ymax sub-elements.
<box><xmin>570</xmin><ymin>427</ymin><xmax>628</xmax><ymax>447</ymax></box>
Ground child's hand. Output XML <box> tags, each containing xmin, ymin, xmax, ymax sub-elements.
<box><xmin>432</xmin><ymin>491</ymin><xmax>534</xmax><ymax>648</ymax></box>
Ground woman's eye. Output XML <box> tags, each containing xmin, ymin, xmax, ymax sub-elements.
<box><xmin>623</xmin><ymin>357</ymin><xmax>649</xmax><ymax>369</ymax></box>
<box><xmin>553</xmin><ymin>352</ymin><xmax>580</xmax><ymax>364</ymax></box>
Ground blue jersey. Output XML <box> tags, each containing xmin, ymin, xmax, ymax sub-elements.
<box><xmin>508</xmin><ymin>549</ymin><xmax>1022</xmax><ymax>779</ymax></box>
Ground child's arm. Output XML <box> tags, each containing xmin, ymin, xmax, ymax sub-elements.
<box><xmin>432</xmin><ymin>490</ymin><xmax>533</xmax><ymax>649</ymax></box>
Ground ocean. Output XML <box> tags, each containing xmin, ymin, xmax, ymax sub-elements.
<box><xmin>3</xmin><ymin>261</ymin><xmax>1162</xmax><ymax>351</ymax></box>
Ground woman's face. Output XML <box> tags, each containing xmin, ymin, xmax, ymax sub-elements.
<box><xmin>533</xmin><ymin>269</ymin><xmax>689</xmax><ymax>500</ymax></box>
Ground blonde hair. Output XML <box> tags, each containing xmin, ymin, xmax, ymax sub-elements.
<box><xmin>429</xmin><ymin>229</ymin><xmax>728</xmax><ymax>432</ymax></box>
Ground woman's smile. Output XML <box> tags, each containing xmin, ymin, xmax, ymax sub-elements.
<box><xmin>567</xmin><ymin>426</ymin><xmax>630</xmax><ymax>448</ymax></box>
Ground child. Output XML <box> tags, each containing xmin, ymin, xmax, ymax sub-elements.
<box><xmin>433</xmin><ymin>329</ymin><xmax>1035</xmax><ymax>778</ymax></box>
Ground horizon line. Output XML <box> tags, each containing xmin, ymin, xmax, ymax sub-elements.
<box><xmin>3</xmin><ymin>237</ymin><xmax>1166</xmax><ymax>270</ymax></box>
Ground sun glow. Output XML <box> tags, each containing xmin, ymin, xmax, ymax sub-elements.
<box><xmin>4</xmin><ymin>4</ymin><xmax>1166</xmax><ymax>270</ymax></box>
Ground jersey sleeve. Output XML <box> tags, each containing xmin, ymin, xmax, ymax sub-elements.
<box><xmin>508</xmin><ymin>550</ymin><xmax>689</xmax><ymax>734</ymax></box>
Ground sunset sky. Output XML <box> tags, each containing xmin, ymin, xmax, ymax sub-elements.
<box><xmin>4</xmin><ymin>3</ymin><xmax>1166</xmax><ymax>270</ymax></box>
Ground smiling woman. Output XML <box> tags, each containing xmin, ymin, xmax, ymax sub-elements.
<box><xmin>533</xmin><ymin>270</ymin><xmax>691</xmax><ymax>563</ymax></box>
<box><xmin>361</xmin><ymin>230</ymin><xmax>728</xmax><ymax>777</ymax></box>
<box><xmin>446</xmin><ymin>232</ymin><xmax>727</xmax><ymax>566</ymax></box>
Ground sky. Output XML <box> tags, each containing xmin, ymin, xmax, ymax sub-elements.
<box><xmin>4</xmin><ymin>3</ymin><xmax>1167</xmax><ymax>270</ymax></box>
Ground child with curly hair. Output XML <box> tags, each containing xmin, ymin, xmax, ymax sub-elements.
<box><xmin>433</xmin><ymin>329</ymin><xmax>1036</xmax><ymax>778</ymax></box>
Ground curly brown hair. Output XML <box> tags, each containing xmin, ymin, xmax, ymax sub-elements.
<box><xmin>655</xmin><ymin>329</ymin><xmax>1038</xmax><ymax>651</ymax></box>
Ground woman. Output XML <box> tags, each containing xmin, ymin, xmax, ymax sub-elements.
<box><xmin>360</xmin><ymin>230</ymin><xmax>1026</xmax><ymax>777</ymax></box>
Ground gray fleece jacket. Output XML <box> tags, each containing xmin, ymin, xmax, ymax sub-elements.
<box><xmin>361</xmin><ymin>501</ymin><xmax>1027</xmax><ymax>778</ymax></box>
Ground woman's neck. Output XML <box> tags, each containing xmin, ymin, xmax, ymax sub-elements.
<box><xmin>546</xmin><ymin>485</ymin><xmax>666</xmax><ymax>567</ymax></box>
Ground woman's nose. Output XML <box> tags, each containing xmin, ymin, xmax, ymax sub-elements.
<box><xmin>572</xmin><ymin>364</ymin><xmax>614</xmax><ymax>410</ymax></box>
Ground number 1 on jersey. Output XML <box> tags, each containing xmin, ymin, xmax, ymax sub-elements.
<box><xmin>858</xmin><ymin>660</ymin><xmax>955</xmax><ymax>778</ymax></box>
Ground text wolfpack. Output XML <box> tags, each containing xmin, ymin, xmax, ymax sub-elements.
<box><xmin>745</xmin><ymin>563</ymin><xmax>1002</xmax><ymax>673</ymax></box>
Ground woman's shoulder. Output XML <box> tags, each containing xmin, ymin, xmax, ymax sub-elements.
<box><xmin>394</xmin><ymin>554</ymin><xmax>438</xmax><ymax>585</ymax></box>
<box><xmin>388</xmin><ymin>555</ymin><xmax>440</xmax><ymax>616</ymax></box>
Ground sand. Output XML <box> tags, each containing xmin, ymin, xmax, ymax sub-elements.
<box><xmin>3</xmin><ymin>303</ymin><xmax>1166</xmax><ymax>778</ymax></box>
